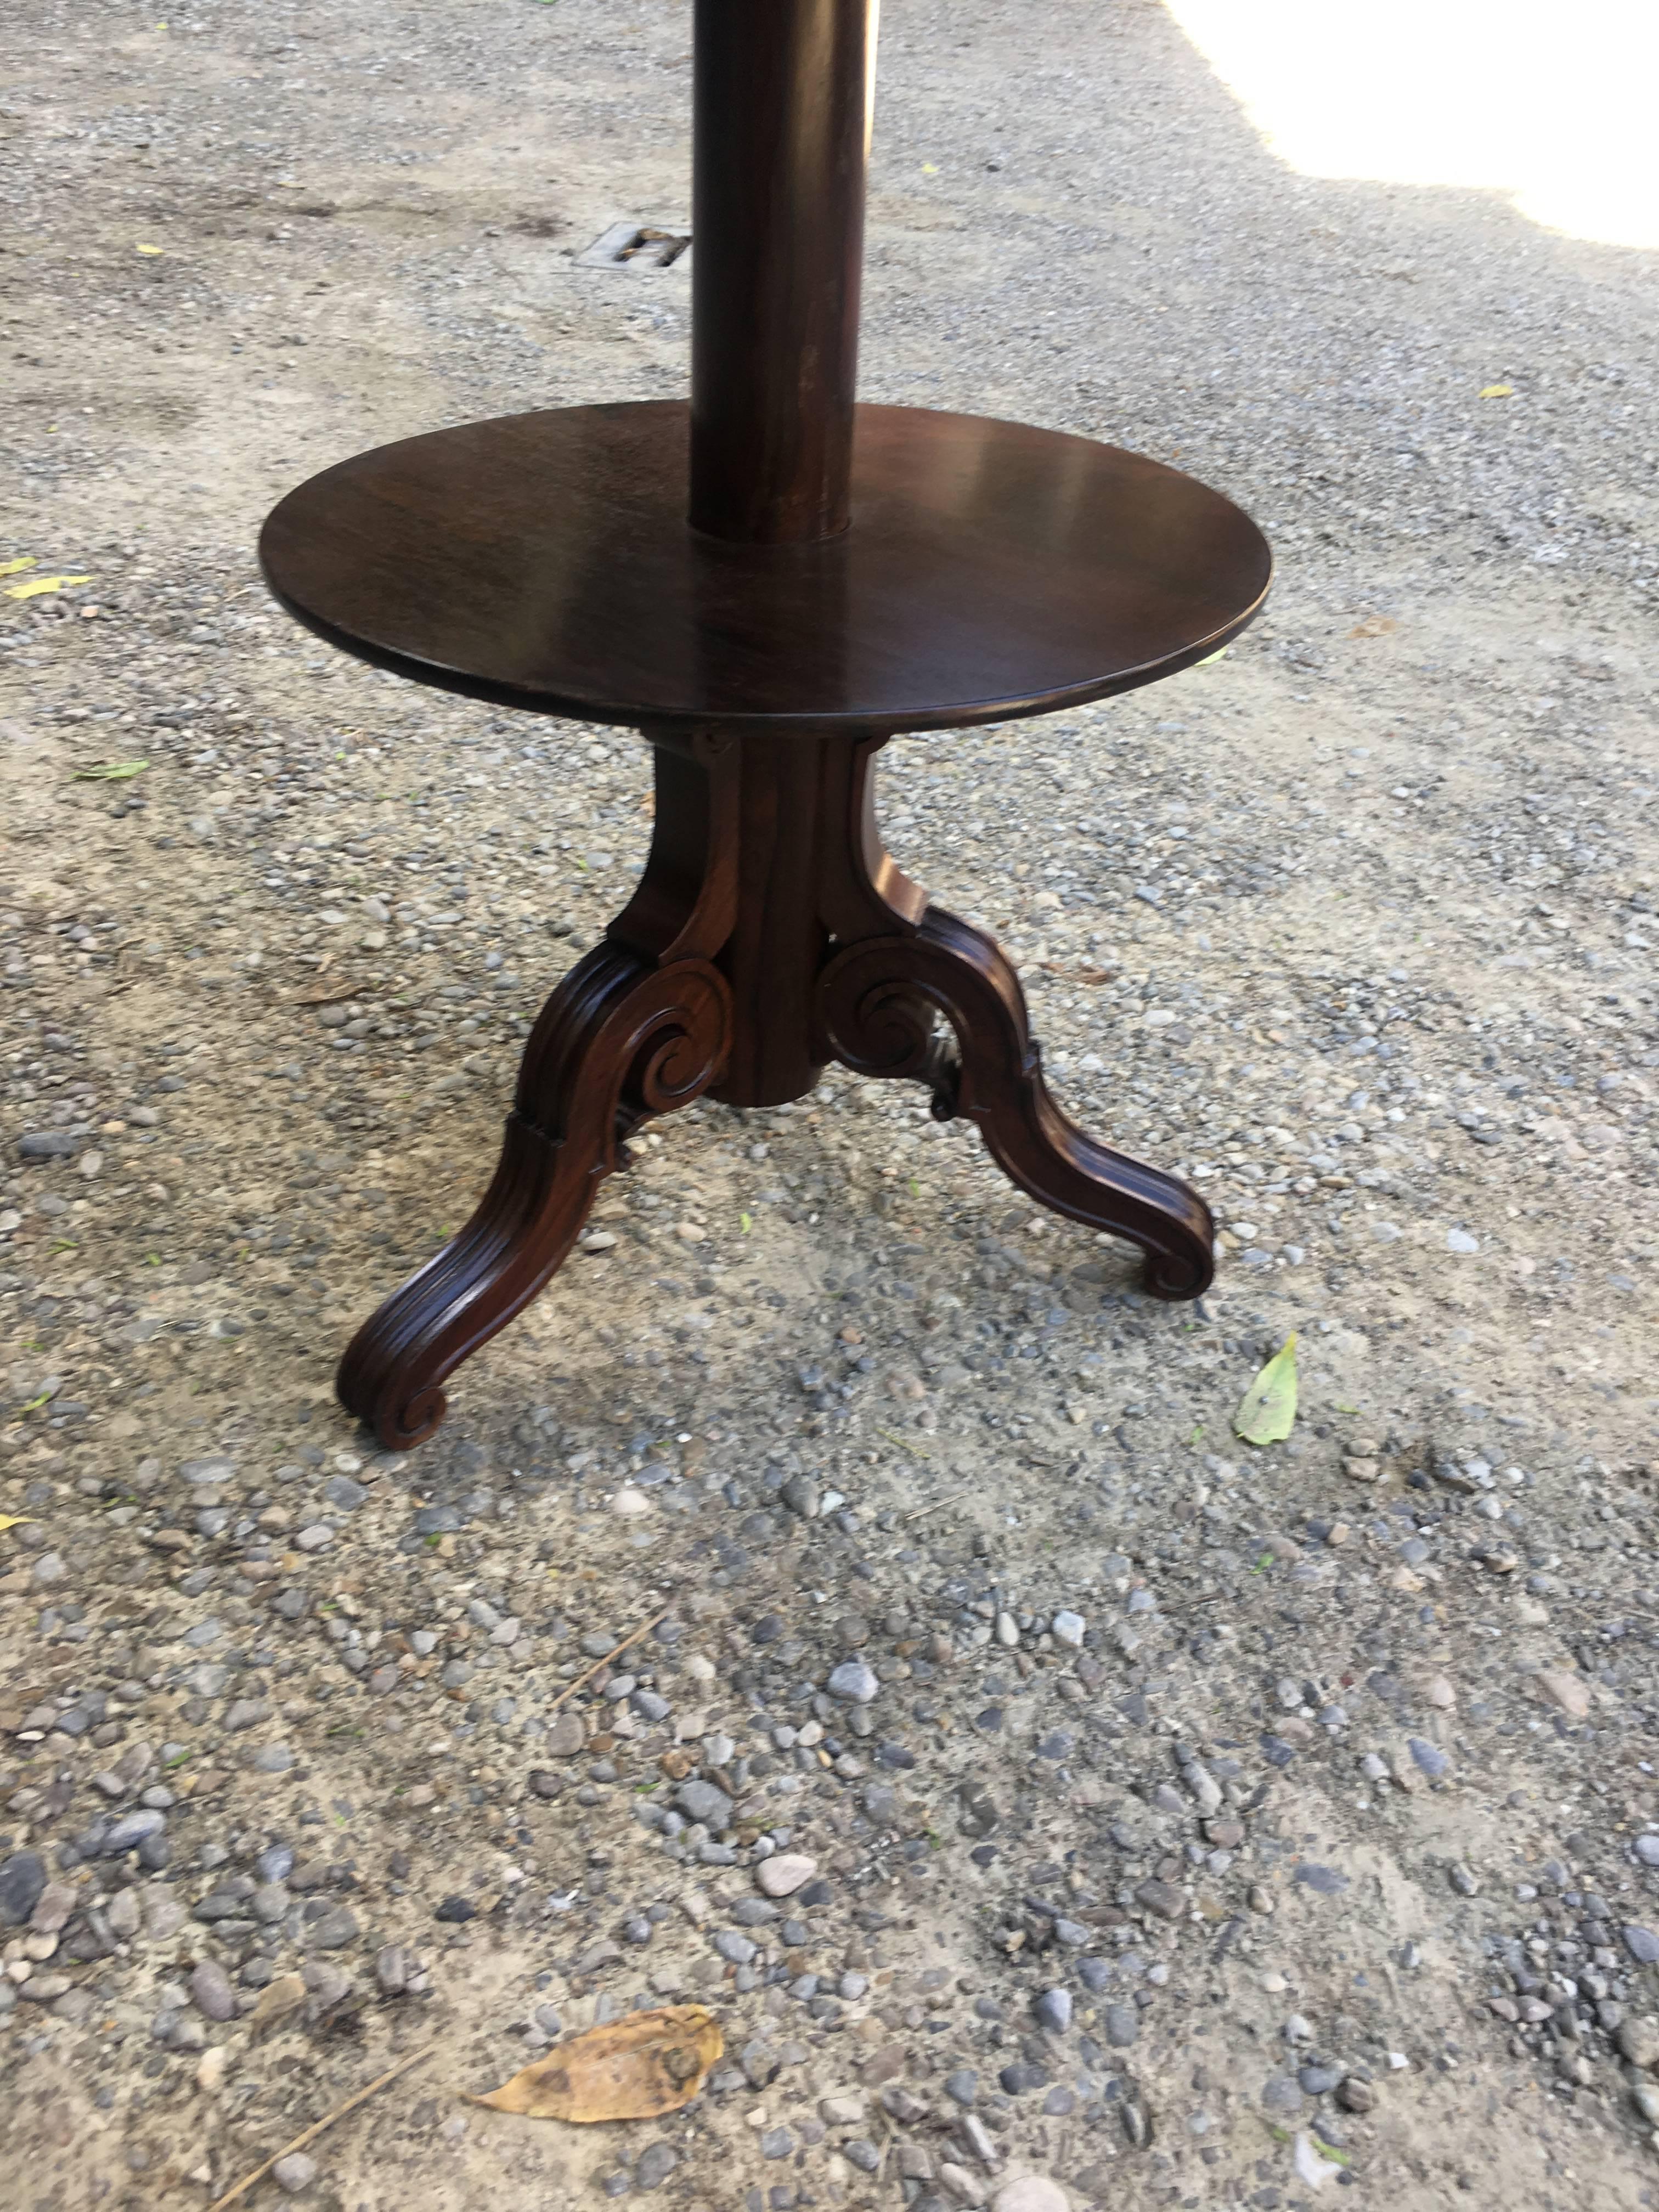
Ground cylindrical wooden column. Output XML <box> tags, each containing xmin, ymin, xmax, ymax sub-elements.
<box><xmin>689</xmin><ymin>0</ymin><xmax>877</xmax><ymax>543</ymax></box>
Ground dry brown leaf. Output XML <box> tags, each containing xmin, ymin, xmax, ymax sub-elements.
<box><xmin>1347</xmin><ymin>616</ymin><xmax>1398</xmax><ymax>639</ymax></box>
<box><xmin>470</xmin><ymin>2005</ymin><xmax>722</xmax><ymax>2123</ymax></box>
<box><xmin>290</xmin><ymin>983</ymin><xmax>357</xmax><ymax>1007</ymax></box>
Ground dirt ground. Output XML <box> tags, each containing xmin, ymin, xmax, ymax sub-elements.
<box><xmin>3</xmin><ymin>3</ymin><xmax>1658</xmax><ymax>2210</ymax></box>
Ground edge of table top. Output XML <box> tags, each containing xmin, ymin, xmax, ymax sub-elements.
<box><xmin>260</xmin><ymin>399</ymin><xmax>1272</xmax><ymax>738</ymax></box>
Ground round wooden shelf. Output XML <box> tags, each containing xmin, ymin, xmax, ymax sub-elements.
<box><xmin>259</xmin><ymin>399</ymin><xmax>1270</xmax><ymax>738</ymax></box>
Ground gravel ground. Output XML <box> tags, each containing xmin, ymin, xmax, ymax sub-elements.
<box><xmin>3</xmin><ymin>2</ymin><xmax>1658</xmax><ymax>2209</ymax></box>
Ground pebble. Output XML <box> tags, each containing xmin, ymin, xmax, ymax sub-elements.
<box><xmin>994</xmin><ymin>2180</ymin><xmax>1069</xmax><ymax>2212</ymax></box>
<box><xmin>1050</xmin><ymin>1610</ymin><xmax>1085</xmax><ymax>1648</ymax></box>
<box><xmin>1616</xmin><ymin>2018</ymin><xmax>1659</xmax><ymax>2069</ymax></box>
<box><xmin>1533</xmin><ymin>1668</ymin><xmax>1592</xmax><ymax>1720</ymax></box>
<box><xmin>1104</xmin><ymin>2002</ymin><xmax>1139</xmax><ymax>2047</ymax></box>
<box><xmin>0</xmin><ymin>1853</ymin><xmax>47</xmax><ymax>1927</ymax></box>
<box><xmin>635</xmin><ymin>2143</ymin><xmax>678</xmax><ymax>2189</ymax></box>
<box><xmin>676</xmin><ymin>1779</ymin><xmax>733</xmax><ymax>1829</ymax></box>
<box><xmin>757</xmin><ymin>1853</ymin><xmax>817</xmax><ymax>1899</ymax></box>
<box><xmin>1625</xmin><ymin>1927</ymin><xmax>1659</xmax><ymax>1967</ymax></box>
<box><xmin>1032</xmin><ymin>1987</ymin><xmax>1071</xmax><ymax>2033</ymax></box>
<box><xmin>273</xmin><ymin>2153</ymin><xmax>318</xmax><ymax>2195</ymax></box>
<box><xmin>827</xmin><ymin>1660</ymin><xmax>879</xmax><ymax>1703</ymax></box>
<box><xmin>190</xmin><ymin>1960</ymin><xmax>237</xmax><ymax>2022</ymax></box>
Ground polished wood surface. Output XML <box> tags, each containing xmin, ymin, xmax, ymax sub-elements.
<box><xmin>260</xmin><ymin>400</ymin><xmax>1270</xmax><ymax>737</ymax></box>
<box><xmin>269</xmin><ymin>0</ymin><xmax>1266</xmax><ymax>1449</ymax></box>
<box><xmin>690</xmin><ymin>0</ymin><xmax>875</xmax><ymax>541</ymax></box>
<box><xmin>337</xmin><ymin>731</ymin><xmax>1214</xmax><ymax>1449</ymax></box>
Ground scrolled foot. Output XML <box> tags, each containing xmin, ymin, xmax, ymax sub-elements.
<box><xmin>337</xmin><ymin>945</ymin><xmax>732</xmax><ymax>1449</ymax></box>
<box><xmin>819</xmin><ymin>906</ymin><xmax>1214</xmax><ymax>1300</ymax></box>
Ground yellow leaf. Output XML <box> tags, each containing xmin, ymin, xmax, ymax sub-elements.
<box><xmin>1195</xmin><ymin>646</ymin><xmax>1228</xmax><ymax>665</ymax></box>
<box><xmin>0</xmin><ymin>1513</ymin><xmax>33</xmax><ymax>1533</ymax></box>
<box><xmin>6</xmin><ymin>573</ymin><xmax>93</xmax><ymax>601</ymax></box>
<box><xmin>470</xmin><ymin>2006</ymin><xmax>721</xmax><ymax>2123</ymax></box>
<box><xmin>0</xmin><ymin>557</ymin><xmax>36</xmax><ymax>578</ymax></box>
<box><xmin>136</xmin><ymin>243</ymin><xmax>165</xmax><ymax>256</ymax></box>
<box><xmin>1233</xmin><ymin>1334</ymin><xmax>1299</xmax><ymax>1446</ymax></box>
<box><xmin>1479</xmin><ymin>383</ymin><xmax>1513</xmax><ymax>399</ymax></box>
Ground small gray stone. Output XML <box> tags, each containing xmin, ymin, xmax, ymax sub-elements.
<box><xmin>376</xmin><ymin>1944</ymin><xmax>413</xmax><ymax>1996</ymax></box>
<box><xmin>0</xmin><ymin>1853</ymin><xmax>48</xmax><ymax>1927</ymax></box>
<box><xmin>1104</xmin><ymin>2002</ymin><xmax>1139</xmax><ymax>2047</ymax></box>
<box><xmin>545</xmin><ymin>1712</ymin><xmax>585</xmax><ymax>1758</ymax></box>
<box><xmin>102</xmin><ymin>1810</ymin><xmax>166</xmax><ymax>1856</ymax></box>
<box><xmin>1407</xmin><ymin>1738</ymin><xmax>1449</xmax><ymax>1780</ymax></box>
<box><xmin>945</xmin><ymin>2068</ymin><xmax>978</xmax><ymax>2107</ymax></box>
<box><xmin>677</xmin><ymin>1778</ymin><xmax>734</xmax><ymax>1829</ymax></box>
<box><xmin>273</xmin><ymin>2152</ymin><xmax>318</xmax><ymax>2195</ymax></box>
<box><xmin>780</xmin><ymin>1473</ymin><xmax>821</xmax><ymax>1519</ymax></box>
<box><xmin>304</xmin><ymin>1905</ymin><xmax>359</xmax><ymax>1950</ymax></box>
<box><xmin>757</xmin><ymin>1853</ymin><xmax>817</xmax><ymax>1899</ymax></box>
<box><xmin>1625</xmin><ymin>1926</ymin><xmax>1659</xmax><ymax>1966</ymax></box>
<box><xmin>827</xmin><ymin>1660</ymin><xmax>879</xmax><ymax>1704</ymax></box>
<box><xmin>713</xmin><ymin>1929</ymin><xmax>757</xmax><ymax>1965</ymax></box>
<box><xmin>190</xmin><ymin>1960</ymin><xmax>237</xmax><ymax>2022</ymax></box>
<box><xmin>1032</xmin><ymin>1987</ymin><xmax>1071</xmax><ymax>2033</ymax></box>
<box><xmin>1300</xmin><ymin>2062</ymin><xmax>1344</xmax><ymax>2096</ymax></box>
<box><xmin>760</xmin><ymin>2128</ymin><xmax>793</xmax><ymax>2159</ymax></box>
<box><xmin>635</xmin><ymin>2143</ymin><xmax>678</xmax><ymax>2190</ymax></box>
<box><xmin>1635</xmin><ymin>1836</ymin><xmax>1659</xmax><ymax>1870</ymax></box>
<box><xmin>1050</xmin><ymin>1610</ymin><xmax>1086</xmax><ymax>1649</ymax></box>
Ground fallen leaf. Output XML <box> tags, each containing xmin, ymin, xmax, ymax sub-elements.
<box><xmin>1479</xmin><ymin>382</ymin><xmax>1513</xmax><ymax>399</ymax></box>
<box><xmin>291</xmin><ymin>983</ymin><xmax>358</xmax><ymax>1006</ymax></box>
<box><xmin>1347</xmin><ymin>616</ymin><xmax>1397</xmax><ymax>638</ymax></box>
<box><xmin>470</xmin><ymin>2006</ymin><xmax>721</xmax><ymax>2123</ymax></box>
<box><xmin>0</xmin><ymin>1513</ymin><xmax>33</xmax><ymax>1533</ymax></box>
<box><xmin>0</xmin><ymin>557</ymin><xmax>36</xmax><ymax>578</ymax></box>
<box><xmin>739</xmin><ymin>1211</ymin><xmax>752</xmax><ymax>1234</ymax></box>
<box><xmin>136</xmin><ymin>242</ymin><xmax>165</xmax><ymax>256</ymax></box>
<box><xmin>5</xmin><ymin>573</ymin><xmax>93</xmax><ymax>601</ymax></box>
<box><xmin>247</xmin><ymin>1972</ymin><xmax>307</xmax><ymax>2038</ymax></box>
<box><xmin>1195</xmin><ymin>646</ymin><xmax>1228</xmax><ymax>665</ymax></box>
<box><xmin>70</xmin><ymin>760</ymin><xmax>149</xmax><ymax>782</ymax></box>
<box><xmin>1234</xmin><ymin>1334</ymin><xmax>1299</xmax><ymax>1446</ymax></box>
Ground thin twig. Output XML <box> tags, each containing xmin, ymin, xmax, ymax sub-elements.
<box><xmin>207</xmin><ymin>2045</ymin><xmax>433</xmax><ymax>2211</ymax></box>
<box><xmin>902</xmin><ymin>1488</ymin><xmax>972</xmax><ymax>1524</ymax></box>
<box><xmin>546</xmin><ymin>1606</ymin><xmax>669</xmax><ymax>1715</ymax></box>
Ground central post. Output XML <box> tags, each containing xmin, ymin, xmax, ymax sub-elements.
<box><xmin>690</xmin><ymin>0</ymin><xmax>877</xmax><ymax>543</ymax></box>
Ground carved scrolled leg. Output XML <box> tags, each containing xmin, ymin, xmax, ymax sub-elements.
<box><xmin>818</xmin><ymin>906</ymin><xmax>1214</xmax><ymax>1300</ymax></box>
<box><xmin>337</xmin><ymin>946</ymin><xmax>732</xmax><ymax>1448</ymax></box>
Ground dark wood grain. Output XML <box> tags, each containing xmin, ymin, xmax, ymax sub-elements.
<box><xmin>337</xmin><ymin>731</ymin><xmax>1213</xmax><ymax>1447</ymax></box>
<box><xmin>690</xmin><ymin>0</ymin><xmax>874</xmax><ymax>541</ymax></box>
<box><xmin>259</xmin><ymin>400</ymin><xmax>1270</xmax><ymax>738</ymax></box>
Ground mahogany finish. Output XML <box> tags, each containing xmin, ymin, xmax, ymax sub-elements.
<box><xmin>690</xmin><ymin>0</ymin><xmax>874</xmax><ymax>541</ymax></box>
<box><xmin>335</xmin><ymin>733</ymin><xmax>1214</xmax><ymax>1451</ymax></box>
<box><xmin>261</xmin><ymin>0</ymin><xmax>1270</xmax><ymax>1451</ymax></box>
<box><xmin>261</xmin><ymin>402</ymin><xmax>1268</xmax><ymax>736</ymax></box>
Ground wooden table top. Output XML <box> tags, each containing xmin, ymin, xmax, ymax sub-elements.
<box><xmin>260</xmin><ymin>399</ymin><xmax>1271</xmax><ymax>738</ymax></box>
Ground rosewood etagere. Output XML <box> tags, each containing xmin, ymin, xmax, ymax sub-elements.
<box><xmin>259</xmin><ymin>0</ymin><xmax>1271</xmax><ymax>1451</ymax></box>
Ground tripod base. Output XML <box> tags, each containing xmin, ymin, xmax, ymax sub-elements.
<box><xmin>337</xmin><ymin>732</ymin><xmax>1214</xmax><ymax>1450</ymax></box>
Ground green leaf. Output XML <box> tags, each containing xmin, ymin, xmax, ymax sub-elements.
<box><xmin>739</xmin><ymin>1211</ymin><xmax>752</xmax><ymax>1234</ymax></box>
<box><xmin>1234</xmin><ymin>1334</ymin><xmax>1298</xmax><ymax>1446</ymax></box>
<box><xmin>71</xmin><ymin>759</ymin><xmax>149</xmax><ymax>781</ymax></box>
